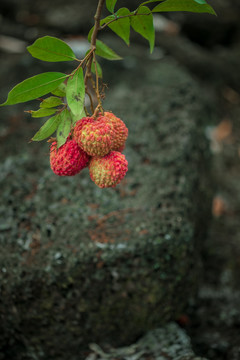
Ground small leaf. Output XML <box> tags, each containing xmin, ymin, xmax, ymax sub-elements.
<box><xmin>152</xmin><ymin>0</ymin><xmax>216</xmax><ymax>15</ymax></box>
<box><xmin>108</xmin><ymin>8</ymin><xmax>131</xmax><ymax>45</ymax></box>
<box><xmin>91</xmin><ymin>60</ymin><xmax>103</xmax><ymax>78</ymax></box>
<box><xmin>66</xmin><ymin>67</ymin><xmax>85</xmax><ymax>116</ymax></box>
<box><xmin>1</xmin><ymin>72</ymin><xmax>68</xmax><ymax>106</ymax></box>
<box><xmin>30</xmin><ymin>108</ymin><xmax>57</xmax><ymax>118</ymax></box>
<box><xmin>95</xmin><ymin>40</ymin><xmax>122</xmax><ymax>60</ymax></box>
<box><xmin>40</xmin><ymin>96</ymin><xmax>63</xmax><ymax>108</ymax></box>
<box><xmin>130</xmin><ymin>6</ymin><xmax>155</xmax><ymax>53</ymax></box>
<box><xmin>57</xmin><ymin>109</ymin><xmax>72</xmax><ymax>148</ymax></box>
<box><xmin>27</xmin><ymin>36</ymin><xmax>77</xmax><ymax>62</ymax></box>
<box><xmin>32</xmin><ymin>114</ymin><xmax>61</xmax><ymax>141</ymax></box>
<box><xmin>106</xmin><ymin>0</ymin><xmax>118</xmax><ymax>13</ymax></box>
<box><xmin>71</xmin><ymin>108</ymin><xmax>86</xmax><ymax>126</ymax></box>
<box><xmin>51</xmin><ymin>83</ymin><xmax>67</xmax><ymax>97</ymax></box>
<box><xmin>194</xmin><ymin>0</ymin><xmax>208</xmax><ymax>3</ymax></box>
<box><xmin>141</xmin><ymin>0</ymin><xmax>164</xmax><ymax>5</ymax></box>
<box><xmin>88</xmin><ymin>16</ymin><xmax>115</xmax><ymax>42</ymax></box>
<box><xmin>88</xmin><ymin>26</ymin><xmax>95</xmax><ymax>42</ymax></box>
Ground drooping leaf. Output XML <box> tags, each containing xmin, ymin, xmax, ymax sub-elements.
<box><xmin>66</xmin><ymin>67</ymin><xmax>85</xmax><ymax>116</ymax></box>
<box><xmin>106</xmin><ymin>0</ymin><xmax>118</xmax><ymax>13</ymax></box>
<box><xmin>130</xmin><ymin>6</ymin><xmax>155</xmax><ymax>53</ymax></box>
<box><xmin>57</xmin><ymin>109</ymin><xmax>72</xmax><ymax>148</ymax></box>
<box><xmin>51</xmin><ymin>82</ymin><xmax>67</xmax><ymax>97</ymax></box>
<box><xmin>91</xmin><ymin>61</ymin><xmax>103</xmax><ymax>78</ymax></box>
<box><xmin>107</xmin><ymin>8</ymin><xmax>131</xmax><ymax>45</ymax></box>
<box><xmin>95</xmin><ymin>39</ymin><xmax>122</xmax><ymax>60</ymax></box>
<box><xmin>27</xmin><ymin>36</ymin><xmax>77</xmax><ymax>62</ymax></box>
<box><xmin>31</xmin><ymin>114</ymin><xmax>61</xmax><ymax>141</ymax></box>
<box><xmin>152</xmin><ymin>0</ymin><xmax>216</xmax><ymax>15</ymax></box>
<box><xmin>30</xmin><ymin>108</ymin><xmax>57</xmax><ymax>118</ymax></box>
<box><xmin>71</xmin><ymin>108</ymin><xmax>86</xmax><ymax>126</ymax></box>
<box><xmin>40</xmin><ymin>96</ymin><xmax>63</xmax><ymax>108</ymax></box>
<box><xmin>1</xmin><ymin>72</ymin><xmax>68</xmax><ymax>106</ymax></box>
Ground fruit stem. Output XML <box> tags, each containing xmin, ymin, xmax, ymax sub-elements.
<box><xmin>93</xmin><ymin>51</ymin><xmax>103</xmax><ymax>115</ymax></box>
<box><xmin>85</xmin><ymin>89</ymin><xmax>94</xmax><ymax>113</ymax></box>
<box><xmin>84</xmin><ymin>0</ymin><xmax>105</xmax><ymax>116</ymax></box>
<box><xmin>86</xmin><ymin>0</ymin><xmax>105</xmax><ymax>80</ymax></box>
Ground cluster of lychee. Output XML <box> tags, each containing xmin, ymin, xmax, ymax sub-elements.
<box><xmin>50</xmin><ymin>112</ymin><xmax>128</xmax><ymax>188</ymax></box>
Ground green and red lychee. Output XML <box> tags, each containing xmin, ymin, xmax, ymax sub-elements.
<box><xmin>50</xmin><ymin>138</ymin><xmax>90</xmax><ymax>176</ymax></box>
<box><xmin>74</xmin><ymin>117</ymin><xmax>114</xmax><ymax>156</ymax></box>
<box><xmin>73</xmin><ymin>112</ymin><xmax>128</xmax><ymax>155</ymax></box>
<box><xmin>73</xmin><ymin>116</ymin><xmax>95</xmax><ymax>142</ymax></box>
<box><xmin>81</xmin><ymin>119</ymin><xmax>114</xmax><ymax>156</ymax></box>
<box><xmin>89</xmin><ymin>151</ymin><xmax>128</xmax><ymax>188</ymax></box>
<box><xmin>103</xmin><ymin>111</ymin><xmax>128</xmax><ymax>152</ymax></box>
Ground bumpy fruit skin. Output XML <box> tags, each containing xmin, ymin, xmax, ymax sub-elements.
<box><xmin>89</xmin><ymin>151</ymin><xmax>128</xmax><ymax>188</ymax></box>
<box><xmin>50</xmin><ymin>139</ymin><xmax>90</xmax><ymax>176</ymax></box>
<box><xmin>103</xmin><ymin>112</ymin><xmax>128</xmax><ymax>151</ymax></box>
<box><xmin>73</xmin><ymin>117</ymin><xmax>95</xmax><ymax>145</ymax></box>
<box><xmin>79</xmin><ymin>119</ymin><xmax>114</xmax><ymax>156</ymax></box>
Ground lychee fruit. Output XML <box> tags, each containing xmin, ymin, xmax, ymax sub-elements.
<box><xmin>50</xmin><ymin>138</ymin><xmax>90</xmax><ymax>176</ymax></box>
<box><xmin>102</xmin><ymin>112</ymin><xmax>128</xmax><ymax>152</ymax></box>
<box><xmin>89</xmin><ymin>151</ymin><xmax>128</xmax><ymax>188</ymax></box>
<box><xmin>73</xmin><ymin>116</ymin><xmax>95</xmax><ymax>144</ymax></box>
<box><xmin>77</xmin><ymin>119</ymin><xmax>114</xmax><ymax>156</ymax></box>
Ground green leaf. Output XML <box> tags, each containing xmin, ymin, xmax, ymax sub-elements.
<box><xmin>88</xmin><ymin>26</ymin><xmax>95</xmax><ymax>42</ymax></box>
<box><xmin>130</xmin><ymin>6</ymin><xmax>155</xmax><ymax>53</ymax></box>
<box><xmin>95</xmin><ymin>40</ymin><xmax>122</xmax><ymax>60</ymax></box>
<box><xmin>66</xmin><ymin>67</ymin><xmax>85</xmax><ymax>117</ymax></box>
<box><xmin>71</xmin><ymin>108</ymin><xmax>86</xmax><ymax>126</ymax></box>
<box><xmin>88</xmin><ymin>15</ymin><xmax>115</xmax><ymax>42</ymax></box>
<box><xmin>31</xmin><ymin>114</ymin><xmax>61</xmax><ymax>141</ymax></box>
<box><xmin>57</xmin><ymin>109</ymin><xmax>72</xmax><ymax>148</ymax></box>
<box><xmin>27</xmin><ymin>36</ymin><xmax>77</xmax><ymax>62</ymax></box>
<box><xmin>152</xmin><ymin>0</ymin><xmax>216</xmax><ymax>15</ymax></box>
<box><xmin>40</xmin><ymin>96</ymin><xmax>63</xmax><ymax>108</ymax></box>
<box><xmin>194</xmin><ymin>0</ymin><xmax>208</xmax><ymax>3</ymax></box>
<box><xmin>108</xmin><ymin>8</ymin><xmax>131</xmax><ymax>45</ymax></box>
<box><xmin>1</xmin><ymin>72</ymin><xmax>68</xmax><ymax>106</ymax></box>
<box><xmin>30</xmin><ymin>108</ymin><xmax>57</xmax><ymax>118</ymax></box>
<box><xmin>51</xmin><ymin>83</ymin><xmax>67</xmax><ymax>97</ymax></box>
<box><xmin>91</xmin><ymin>61</ymin><xmax>103</xmax><ymax>78</ymax></box>
<box><xmin>140</xmin><ymin>0</ymin><xmax>164</xmax><ymax>5</ymax></box>
<box><xmin>106</xmin><ymin>0</ymin><xmax>117</xmax><ymax>13</ymax></box>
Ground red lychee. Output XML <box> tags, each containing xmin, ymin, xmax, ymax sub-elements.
<box><xmin>89</xmin><ymin>151</ymin><xmax>128</xmax><ymax>188</ymax></box>
<box><xmin>102</xmin><ymin>112</ymin><xmax>128</xmax><ymax>152</ymax></box>
<box><xmin>73</xmin><ymin>117</ymin><xmax>95</xmax><ymax>145</ymax></box>
<box><xmin>78</xmin><ymin>119</ymin><xmax>114</xmax><ymax>156</ymax></box>
<box><xmin>50</xmin><ymin>138</ymin><xmax>90</xmax><ymax>176</ymax></box>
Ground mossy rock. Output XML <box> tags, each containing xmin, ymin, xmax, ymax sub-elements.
<box><xmin>0</xmin><ymin>59</ymin><xmax>212</xmax><ymax>360</ymax></box>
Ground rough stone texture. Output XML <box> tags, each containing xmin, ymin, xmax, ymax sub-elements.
<box><xmin>0</xmin><ymin>56</ymin><xmax>212</xmax><ymax>359</ymax></box>
<box><xmin>84</xmin><ymin>323</ymin><xmax>208</xmax><ymax>360</ymax></box>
